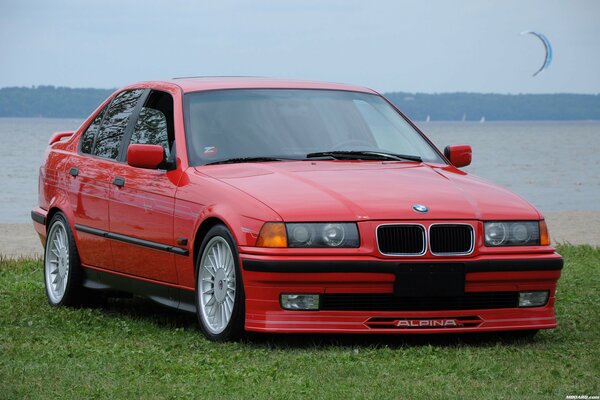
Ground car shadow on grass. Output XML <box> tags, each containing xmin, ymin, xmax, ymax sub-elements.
<box><xmin>96</xmin><ymin>296</ymin><xmax>198</xmax><ymax>330</ymax></box>
<box><xmin>243</xmin><ymin>330</ymin><xmax>543</xmax><ymax>350</ymax></box>
<box><xmin>90</xmin><ymin>295</ymin><xmax>543</xmax><ymax>349</ymax></box>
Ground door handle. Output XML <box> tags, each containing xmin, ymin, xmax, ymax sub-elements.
<box><xmin>69</xmin><ymin>167</ymin><xmax>79</xmax><ymax>177</ymax></box>
<box><xmin>112</xmin><ymin>177</ymin><xmax>125</xmax><ymax>188</ymax></box>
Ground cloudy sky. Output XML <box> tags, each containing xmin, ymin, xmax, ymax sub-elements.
<box><xmin>1</xmin><ymin>0</ymin><xmax>599</xmax><ymax>93</ymax></box>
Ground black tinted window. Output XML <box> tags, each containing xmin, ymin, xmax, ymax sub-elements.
<box><xmin>93</xmin><ymin>89</ymin><xmax>143</xmax><ymax>160</ymax></box>
<box><xmin>130</xmin><ymin>91</ymin><xmax>174</xmax><ymax>158</ymax></box>
<box><xmin>131</xmin><ymin>108</ymin><xmax>169</xmax><ymax>157</ymax></box>
<box><xmin>80</xmin><ymin>108</ymin><xmax>105</xmax><ymax>154</ymax></box>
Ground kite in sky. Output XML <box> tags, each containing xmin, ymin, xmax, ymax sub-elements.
<box><xmin>521</xmin><ymin>31</ymin><xmax>553</xmax><ymax>77</ymax></box>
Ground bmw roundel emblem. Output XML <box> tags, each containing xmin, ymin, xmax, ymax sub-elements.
<box><xmin>412</xmin><ymin>204</ymin><xmax>429</xmax><ymax>213</ymax></box>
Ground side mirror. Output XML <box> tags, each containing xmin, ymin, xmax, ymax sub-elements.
<box><xmin>127</xmin><ymin>144</ymin><xmax>165</xmax><ymax>169</ymax></box>
<box><xmin>444</xmin><ymin>144</ymin><xmax>472</xmax><ymax>168</ymax></box>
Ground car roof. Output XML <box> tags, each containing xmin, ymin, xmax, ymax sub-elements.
<box><xmin>157</xmin><ymin>76</ymin><xmax>378</xmax><ymax>94</ymax></box>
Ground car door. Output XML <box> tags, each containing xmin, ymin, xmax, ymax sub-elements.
<box><xmin>108</xmin><ymin>90</ymin><xmax>179</xmax><ymax>283</ymax></box>
<box><xmin>69</xmin><ymin>89</ymin><xmax>144</xmax><ymax>268</ymax></box>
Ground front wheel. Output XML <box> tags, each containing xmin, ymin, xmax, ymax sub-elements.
<box><xmin>195</xmin><ymin>224</ymin><xmax>245</xmax><ymax>341</ymax></box>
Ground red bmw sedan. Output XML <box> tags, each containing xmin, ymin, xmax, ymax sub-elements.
<box><xmin>32</xmin><ymin>77</ymin><xmax>562</xmax><ymax>341</ymax></box>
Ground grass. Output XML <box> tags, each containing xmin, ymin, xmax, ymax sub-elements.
<box><xmin>1</xmin><ymin>245</ymin><xmax>599</xmax><ymax>399</ymax></box>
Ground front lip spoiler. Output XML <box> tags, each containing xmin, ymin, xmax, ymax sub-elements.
<box><xmin>241</xmin><ymin>258</ymin><xmax>563</xmax><ymax>273</ymax></box>
<box><xmin>31</xmin><ymin>210</ymin><xmax>46</xmax><ymax>226</ymax></box>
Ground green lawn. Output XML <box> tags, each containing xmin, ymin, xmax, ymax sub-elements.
<box><xmin>1</xmin><ymin>245</ymin><xmax>599</xmax><ymax>399</ymax></box>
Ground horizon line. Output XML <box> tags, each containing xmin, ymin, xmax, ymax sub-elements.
<box><xmin>0</xmin><ymin>84</ymin><xmax>599</xmax><ymax>96</ymax></box>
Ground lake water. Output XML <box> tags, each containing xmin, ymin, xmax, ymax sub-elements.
<box><xmin>0</xmin><ymin>118</ymin><xmax>598</xmax><ymax>223</ymax></box>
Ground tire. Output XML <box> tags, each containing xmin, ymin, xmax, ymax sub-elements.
<box><xmin>195</xmin><ymin>224</ymin><xmax>245</xmax><ymax>341</ymax></box>
<box><xmin>43</xmin><ymin>212</ymin><xmax>85</xmax><ymax>307</ymax></box>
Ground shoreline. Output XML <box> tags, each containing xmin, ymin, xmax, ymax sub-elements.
<box><xmin>1</xmin><ymin>211</ymin><xmax>598</xmax><ymax>258</ymax></box>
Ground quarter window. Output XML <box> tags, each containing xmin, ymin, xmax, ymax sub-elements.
<box><xmin>93</xmin><ymin>89</ymin><xmax>143</xmax><ymax>160</ymax></box>
<box><xmin>80</xmin><ymin>108</ymin><xmax>105</xmax><ymax>154</ymax></box>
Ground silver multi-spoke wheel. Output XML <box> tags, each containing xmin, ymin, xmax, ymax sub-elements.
<box><xmin>198</xmin><ymin>236</ymin><xmax>236</xmax><ymax>334</ymax></box>
<box><xmin>45</xmin><ymin>219</ymin><xmax>70</xmax><ymax>304</ymax></box>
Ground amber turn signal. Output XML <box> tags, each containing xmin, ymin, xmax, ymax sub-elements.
<box><xmin>256</xmin><ymin>222</ymin><xmax>288</xmax><ymax>247</ymax></box>
<box><xmin>540</xmin><ymin>220</ymin><xmax>550</xmax><ymax>246</ymax></box>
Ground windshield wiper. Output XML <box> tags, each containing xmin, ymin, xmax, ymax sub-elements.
<box><xmin>306</xmin><ymin>150</ymin><xmax>422</xmax><ymax>162</ymax></box>
<box><xmin>205</xmin><ymin>157</ymin><xmax>297</xmax><ymax>165</ymax></box>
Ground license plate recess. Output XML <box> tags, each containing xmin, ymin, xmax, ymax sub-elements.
<box><xmin>394</xmin><ymin>263</ymin><xmax>465</xmax><ymax>297</ymax></box>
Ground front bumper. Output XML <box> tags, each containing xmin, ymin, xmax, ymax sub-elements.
<box><xmin>31</xmin><ymin>208</ymin><xmax>48</xmax><ymax>247</ymax></box>
<box><xmin>240</xmin><ymin>254</ymin><xmax>562</xmax><ymax>334</ymax></box>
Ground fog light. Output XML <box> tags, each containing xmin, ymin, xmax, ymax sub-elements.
<box><xmin>280</xmin><ymin>294</ymin><xmax>320</xmax><ymax>310</ymax></box>
<box><xmin>519</xmin><ymin>291</ymin><xmax>549</xmax><ymax>307</ymax></box>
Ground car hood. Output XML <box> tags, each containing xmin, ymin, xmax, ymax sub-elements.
<box><xmin>195</xmin><ymin>161</ymin><xmax>541</xmax><ymax>221</ymax></box>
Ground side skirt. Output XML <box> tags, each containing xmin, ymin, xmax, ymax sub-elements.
<box><xmin>82</xmin><ymin>266</ymin><xmax>196</xmax><ymax>313</ymax></box>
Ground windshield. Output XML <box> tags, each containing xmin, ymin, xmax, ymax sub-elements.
<box><xmin>184</xmin><ymin>89</ymin><xmax>444</xmax><ymax>165</ymax></box>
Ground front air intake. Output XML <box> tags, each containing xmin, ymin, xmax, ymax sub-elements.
<box><xmin>320</xmin><ymin>292</ymin><xmax>519</xmax><ymax>311</ymax></box>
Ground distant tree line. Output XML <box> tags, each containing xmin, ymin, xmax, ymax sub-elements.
<box><xmin>385</xmin><ymin>92</ymin><xmax>600</xmax><ymax>121</ymax></box>
<box><xmin>0</xmin><ymin>86</ymin><xmax>114</xmax><ymax>118</ymax></box>
<box><xmin>1</xmin><ymin>86</ymin><xmax>599</xmax><ymax>120</ymax></box>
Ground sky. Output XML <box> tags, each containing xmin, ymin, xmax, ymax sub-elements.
<box><xmin>1</xmin><ymin>0</ymin><xmax>599</xmax><ymax>94</ymax></box>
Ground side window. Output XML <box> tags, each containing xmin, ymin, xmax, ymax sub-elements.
<box><xmin>80</xmin><ymin>108</ymin><xmax>105</xmax><ymax>154</ymax></box>
<box><xmin>129</xmin><ymin>91</ymin><xmax>174</xmax><ymax>159</ymax></box>
<box><xmin>93</xmin><ymin>89</ymin><xmax>143</xmax><ymax>160</ymax></box>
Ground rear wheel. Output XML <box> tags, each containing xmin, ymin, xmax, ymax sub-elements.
<box><xmin>44</xmin><ymin>212</ymin><xmax>85</xmax><ymax>306</ymax></box>
<box><xmin>195</xmin><ymin>224</ymin><xmax>245</xmax><ymax>341</ymax></box>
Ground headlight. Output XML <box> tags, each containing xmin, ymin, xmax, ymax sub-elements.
<box><xmin>287</xmin><ymin>223</ymin><xmax>359</xmax><ymax>247</ymax></box>
<box><xmin>484</xmin><ymin>221</ymin><xmax>541</xmax><ymax>246</ymax></box>
<box><xmin>257</xmin><ymin>222</ymin><xmax>360</xmax><ymax>248</ymax></box>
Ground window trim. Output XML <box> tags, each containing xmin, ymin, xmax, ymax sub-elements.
<box><xmin>116</xmin><ymin>89</ymin><xmax>150</xmax><ymax>163</ymax></box>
